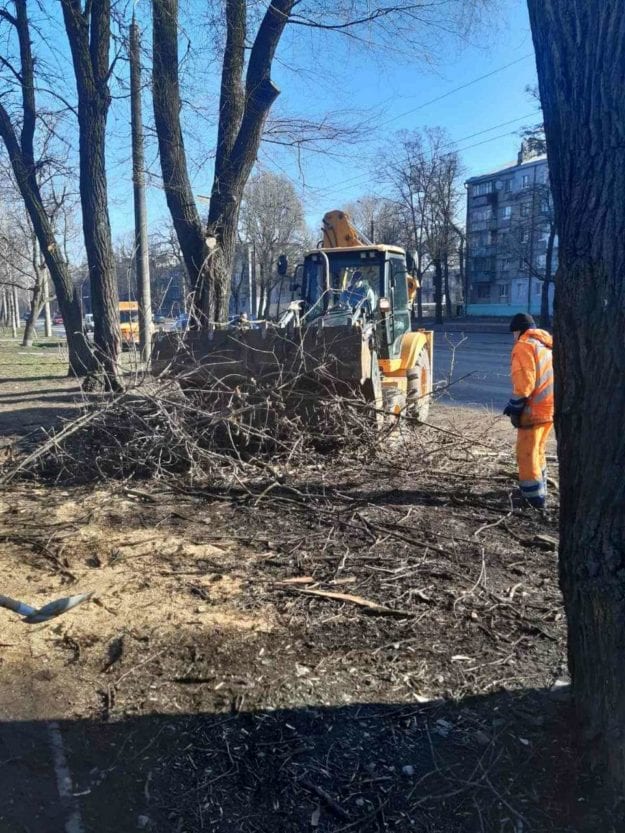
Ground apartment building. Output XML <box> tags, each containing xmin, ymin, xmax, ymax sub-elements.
<box><xmin>465</xmin><ymin>139</ymin><xmax>556</xmax><ymax>317</ymax></box>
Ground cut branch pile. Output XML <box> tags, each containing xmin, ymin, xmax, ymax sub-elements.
<box><xmin>7</xmin><ymin>365</ymin><xmax>392</xmax><ymax>486</ymax></box>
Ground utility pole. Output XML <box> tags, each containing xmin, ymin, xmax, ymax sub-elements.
<box><xmin>130</xmin><ymin>15</ymin><xmax>152</xmax><ymax>363</ymax></box>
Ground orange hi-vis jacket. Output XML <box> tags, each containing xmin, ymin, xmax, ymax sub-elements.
<box><xmin>506</xmin><ymin>329</ymin><xmax>554</xmax><ymax>426</ymax></box>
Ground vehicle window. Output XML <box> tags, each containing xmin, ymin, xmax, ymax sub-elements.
<box><xmin>389</xmin><ymin>258</ymin><xmax>409</xmax><ymax>308</ymax></box>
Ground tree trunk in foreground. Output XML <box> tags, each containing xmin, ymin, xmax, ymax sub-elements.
<box><xmin>62</xmin><ymin>0</ymin><xmax>121</xmax><ymax>386</ymax></box>
<box><xmin>153</xmin><ymin>0</ymin><xmax>294</xmax><ymax>323</ymax></box>
<box><xmin>528</xmin><ymin>0</ymin><xmax>625</xmax><ymax>793</ymax></box>
<box><xmin>152</xmin><ymin>0</ymin><xmax>206</xmax><ymax>307</ymax></box>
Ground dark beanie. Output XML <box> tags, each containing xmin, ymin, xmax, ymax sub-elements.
<box><xmin>509</xmin><ymin>313</ymin><xmax>535</xmax><ymax>333</ymax></box>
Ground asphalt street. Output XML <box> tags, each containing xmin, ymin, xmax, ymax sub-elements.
<box><xmin>433</xmin><ymin>330</ymin><xmax>511</xmax><ymax>410</ymax></box>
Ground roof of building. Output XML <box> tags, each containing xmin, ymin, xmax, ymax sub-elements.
<box><xmin>465</xmin><ymin>154</ymin><xmax>548</xmax><ymax>184</ymax></box>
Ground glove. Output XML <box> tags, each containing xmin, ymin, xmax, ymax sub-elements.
<box><xmin>503</xmin><ymin>403</ymin><xmax>514</xmax><ymax>417</ymax></box>
<box><xmin>510</xmin><ymin>414</ymin><xmax>521</xmax><ymax>429</ymax></box>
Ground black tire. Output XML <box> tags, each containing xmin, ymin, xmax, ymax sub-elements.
<box><xmin>407</xmin><ymin>348</ymin><xmax>432</xmax><ymax>422</ymax></box>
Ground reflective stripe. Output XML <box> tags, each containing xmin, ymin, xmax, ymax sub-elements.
<box><xmin>507</xmin><ymin>397</ymin><xmax>527</xmax><ymax>414</ymax></box>
<box><xmin>535</xmin><ymin>368</ymin><xmax>553</xmax><ymax>389</ymax></box>
<box><xmin>532</xmin><ymin>383</ymin><xmax>554</xmax><ymax>405</ymax></box>
<box><xmin>520</xmin><ymin>479</ymin><xmax>545</xmax><ymax>497</ymax></box>
<box><xmin>536</xmin><ymin>355</ymin><xmax>551</xmax><ymax>376</ymax></box>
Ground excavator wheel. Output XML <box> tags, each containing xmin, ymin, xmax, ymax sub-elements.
<box><xmin>382</xmin><ymin>386</ymin><xmax>406</xmax><ymax>422</ymax></box>
<box><xmin>407</xmin><ymin>347</ymin><xmax>432</xmax><ymax>423</ymax></box>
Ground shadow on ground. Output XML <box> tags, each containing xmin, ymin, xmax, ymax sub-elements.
<box><xmin>0</xmin><ymin>688</ymin><xmax>612</xmax><ymax>833</ymax></box>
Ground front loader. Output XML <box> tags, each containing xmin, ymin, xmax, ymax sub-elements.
<box><xmin>152</xmin><ymin>210</ymin><xmax>433</xmax><ymax>427</ymax></box>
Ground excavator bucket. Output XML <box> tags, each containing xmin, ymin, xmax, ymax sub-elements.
<box><xmin>152</xmin><ymin>327</ymin><xmax>382</xmax><ymax>429</ymax></box>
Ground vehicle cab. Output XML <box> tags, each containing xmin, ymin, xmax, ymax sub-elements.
<box><xmin>300</xmin><ymin>245</ymin><xmax>412</xmax><ymax>363</ymax></box>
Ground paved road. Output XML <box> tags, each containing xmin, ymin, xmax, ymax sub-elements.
<box><xmin>433</xmin><ymin>330</ymin><xmax>511</xmax><ymax>410</ymax></box>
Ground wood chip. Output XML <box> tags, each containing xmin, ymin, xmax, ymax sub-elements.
<box><xmin>286</xmin><ymin>587</ymin><xmax>411</xmax><ymax>617</ymax></box>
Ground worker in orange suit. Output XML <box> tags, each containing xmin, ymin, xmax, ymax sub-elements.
<box><xmin>503</xmin><ymin>313</ymin><xmax>554</xmax><ymax>509</ymax></box>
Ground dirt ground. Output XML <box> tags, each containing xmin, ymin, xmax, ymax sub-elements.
<box><xmin>0</xmin><ymin>350</ymin><xmax>612</xmax><ymax>832</ymax></box>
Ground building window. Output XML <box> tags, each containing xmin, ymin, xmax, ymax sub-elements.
<box><xmin>520</xmin><ymin>230</ymin><xmax>528</xmax><ymax>243</ymax></box>
<box><xmin>504</xmin><ymin>179</ymin><xmax>512</xmax><ymax>193</ymax></box>
<box><xmin>534</xmin><ymin>281</ymin><xmax>542</xmax><ymax>295</ymax></box>
<box><xmin>522</xmin><ymin>174</ymin><xmax>531</xmax><ymax>188</ymax></box>
<box><xmin>537</xmin><ymin>254</ymin><xmax>547</xmax><ymax>268</ymax></box>
<box><xmin>471</xmin><ymin>207</ymin><xmax>493</xmax><ymax>224</ymax></box>
<box><xmin>502</xmin><ymin>206</ymin><xmax>512</xmax><ymax>220</ymax></box>
<box><xmin>499</xmin><ymin>283</ymin><xmax>509</xmax><ymax>300</ymax></box>
<box><xmin>477</xmin><ymin>284</ymin><xmax>490</xmax><ymax>300</ymax></box>
<box><xmin>474</xmin><ymin>181</ymin><xmax>494</xmax><ymax>196</ymax></box>
<box><xmin>520</xmin><ymin>203</ymin><xmax>530</xmax><ymax>218</ymax></box>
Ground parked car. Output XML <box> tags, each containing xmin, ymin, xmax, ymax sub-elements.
<box><xmin>52</xmin><ymin>314</ymin><xmax>64</xmax><ymax>325</ymax></box>
<box><xmin>83</xmin><ymin>313</ymin><xmax>94</xmax><ymax>332</ymax></box>
<box><xmin>154</xmin><ymin>314</ymin><xmax>167</xmax><ymax>325</ymax></box>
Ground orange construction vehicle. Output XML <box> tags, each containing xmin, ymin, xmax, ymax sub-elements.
<box><xmin>153</xmin><ymin>210</ymin><xmax>433</xmax><ymax>422</ymax></box>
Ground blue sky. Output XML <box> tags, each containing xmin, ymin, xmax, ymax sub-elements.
<box><xmin>106</xmin><ymin>0</ymin><xmax>539</xmax><ymax>240</ymax></box>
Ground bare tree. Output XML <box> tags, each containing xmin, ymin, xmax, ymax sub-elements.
<box><xmin>152</xmin><ymin>0</ymin><xmax>488</xmax><ymax>326</ymax></box>
<box><xmin>0</xmin><ymin>0</ymin><xmax>95</xmax><ymax>375</ymax></box>
<box><xmin>239</xmin><ymin>171</ymin><xmax>305</xmax><ymax>316</ymax></box>
<box><xmin>379</xmin><ymin>128</ymin><xmax>463</xmax><ymax>323</ymax></box>
<box><xmin>344</xmin><ymin>196</ymin><xmax>406</xmax><ymax>245</ymax></box>
<box><xmin>527</xmin><ymin>0</ymin><xmax>625</xmax><ymax>797</ymax></box>
<box><xmin>499</xmin><ymin>176</ymin><xmax>556</xmax><ymax>328</ymax></box>
<box><xmin>61</xmin><ymin>0</ymin><xmax>122</xmax><ymax>387</ymax></box>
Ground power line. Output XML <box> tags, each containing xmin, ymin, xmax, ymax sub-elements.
<box><xmin>306</xmin><ymin>110</ymin><xmax>539</xmax><ymax>198</ymax></box>
<box><xmin>259</xmin><ymin>53</ymin><xmax>538</xmax><ymax>204</ymax></box>
<box><xmin>383</xmin><ymin>53</ymin><xmax>534</xmax><ymax>127</ymax></box>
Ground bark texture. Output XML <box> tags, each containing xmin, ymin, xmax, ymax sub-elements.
<box><xmin>153</xmin><ymin>0</ymin><xmax>294</xmax><ymax>323</ymax></box>
<box><xmin>527</xmin><ymin>0</ymin><xmax>625</xmax><ymax>790</ymax></box>
<box><xmin>61</xmin><ymin>0</ymin><xmax>121</xmax><ymax>383</ymax></box>
<box><xmin>152</xmin><ymin>0</ymin><xmax>206</xmax><ymax>304</ymax></box>
<box><xmin>0</xmin><ymin>0</ymin><xmax>94</xmax><ymax>374</ymax></box>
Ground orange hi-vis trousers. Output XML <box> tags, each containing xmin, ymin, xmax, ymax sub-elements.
<box><xmin>516</xmin><ymin>422</ymin><xmax>553</xmax><ymax>507</ymax></box>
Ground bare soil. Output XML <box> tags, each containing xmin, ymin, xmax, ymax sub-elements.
<box><xmin>0</xmin><ymin>366</ymin><xmax>612</xmax><ymax>832</ymax></box>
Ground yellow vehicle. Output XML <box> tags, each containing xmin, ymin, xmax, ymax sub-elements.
<box><xmin>153</xmin><ymin>210</ymin><xmax>433</xmax><ymax>422</ymax></box>
<box><xmin>119</xmin><ymin>301</ymin><xmax>139</xmax><ymax>347</ymax></box>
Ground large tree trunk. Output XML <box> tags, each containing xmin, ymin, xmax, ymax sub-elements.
<box><xmin>152</xmin><ymin>0</ymin><xmax>206</xmax><ymax>299</ymax></box>
<box><xmin>528</xmin><ymin>0</ymin><xmax>625</xmax><ymax>793</ymax></box>
<box><xmin>152</xmin><ymin>0</ymin><xmax>294</xmax><ymax>323</ymax></box>
<box><xmin>61</xmin><ymin>0</ymin><xmax>121</xmax><ymax>386</ymax></box>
